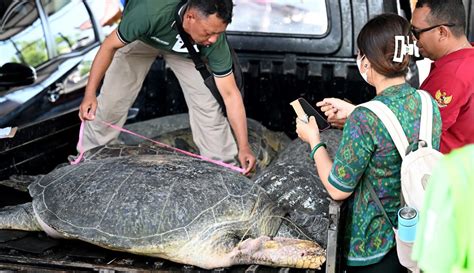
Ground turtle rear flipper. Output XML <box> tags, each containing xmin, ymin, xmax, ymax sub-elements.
<box><xmin>0</xmin><ymin>175</ymin><xmax>41</xmax><ymax>192</ymax></box>
<box><xmin>0</xmin><ymin>202</ymin><xmax>42</xmax><ymax>231</ymax></box>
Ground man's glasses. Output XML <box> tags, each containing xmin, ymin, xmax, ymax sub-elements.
<box><xmin>411</xmin><ymin>23</ymin><xmax>456</xmax><ymax>40</ymax></box>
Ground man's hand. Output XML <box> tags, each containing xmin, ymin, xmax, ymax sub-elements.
<box><xmin>238</xmin><ymin>146</ymin><xmax>256</xmax><ymax>176</ymax></box>
<box><xmin>316</xmin><ymin>98</ymin><xmax>356</xmax><ymax>129</ymax></box>
<box><xmin>79</xmin><ymin>94</ymin><xmax>97</xmax><ymax>121</ymax></box>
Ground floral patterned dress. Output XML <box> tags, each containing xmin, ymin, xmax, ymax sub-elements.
<box><xmin>327</xmin><ymin>83</ymin><xmax>442</xmax><ymax>266</ymax></box>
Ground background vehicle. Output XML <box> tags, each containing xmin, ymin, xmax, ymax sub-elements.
<box><xmin>0</xmin><ymin>0</ymin><xmax>112</xmax><ymax>178</ymax></box>
<box><xmin>1</xmin><ymin>0</ymin><xmax>473</xmax><ymax>272</ymax></box>
<box><xmin>0</xmin><ymin>0</ymin><xmax>105</xmax><ymax>125</ymax></box>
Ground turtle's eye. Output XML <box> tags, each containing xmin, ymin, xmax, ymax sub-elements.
<box><xmin>232</xmin><ymin>234</ymin><xmax>244</xmax><ymax>244</ymax></box>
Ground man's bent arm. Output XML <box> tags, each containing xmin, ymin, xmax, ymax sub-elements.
<box><xmin>215</xmin><ymin>74</ymin><xmax>256</xmax><ymax>173</ymax></box>
<box><xmin>79</xmin><ymin>29</ymin><xmax>126</xmax><ymax>120</ymax></box>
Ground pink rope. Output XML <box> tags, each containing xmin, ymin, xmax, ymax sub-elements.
<box><xmin>70</xmin><ymin>121</ymin><xmax>85</xmax><ymax>165</ymax></box>
<box><xmin>71</xmin><ymin>120</ymin><xmax>245</xmax><ymax>174</ymax></box>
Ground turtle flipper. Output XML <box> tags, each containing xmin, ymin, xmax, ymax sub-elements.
<box><xmin>230</xmin><ymin>236</ymin><xmax>326</xmax><ymax>269</ymax></box>
<box><xmin>0</xmin><ymin>202</ymin><xmax>42</xmax><ymax>231</ymax></box>
<box><xmin>0</xmin><ymin>174</ymin><xmax>41</xmax><ymax>192</ymax></box>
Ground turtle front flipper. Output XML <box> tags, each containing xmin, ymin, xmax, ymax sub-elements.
<box><xmin>0</xmin><ymin>174</ymin><xmax>41</xmax><ymax>192</ymax></box>
<box><xmin>0</xmin><ymin>202</ymin><xmax>42</xmax><ymax>231</ymax></box>
<box><xmin>229</xmin><ymin>236</ymin><xmax>326</xmax><ymax>269</ymax></box>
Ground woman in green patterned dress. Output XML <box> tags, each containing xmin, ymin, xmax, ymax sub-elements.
<box><xmin>295</xmin><ymin>14</ymin><xmax>442</xmax><ymax>273</ymax></box>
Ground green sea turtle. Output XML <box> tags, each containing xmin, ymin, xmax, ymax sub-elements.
<box><xmin>0</xmin><ymin>152</ymin><xmax>325</xmax><ymax>269</ymax></box>
<box><xmin>253</xmin><ymin>129</ymin><xmax>343</xmax><ymax>247</ymax></box>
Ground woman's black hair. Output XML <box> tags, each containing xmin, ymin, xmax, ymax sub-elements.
<box><xmin>357</xmin><ymin>13</ymin><xmax>411</xmax><ymax>78</ymax></box>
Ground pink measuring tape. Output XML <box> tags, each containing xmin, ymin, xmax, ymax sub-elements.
<box><xmin>71</xmin><ymin>120</ymin><xmax>246</xmax><ymax>174</ymax></box>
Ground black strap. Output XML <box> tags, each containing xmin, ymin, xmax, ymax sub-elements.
<box><xmin>366</xmin><ymin>182</ymin><xmax>396</xmax><ymax>228</ymax></box>
<box><xmin>174</xmin><ymin>1</ymin><xmax>212</xmax><ymax>81</ymax></box>
<box><xmin>173</xmin><ymin>1</ymin><xmax>244</xmax><ymax>116</ymax></box>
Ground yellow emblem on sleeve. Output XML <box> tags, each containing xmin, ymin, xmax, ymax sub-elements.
<box><xmin>434</xmin><ymin>90</ymin><xmax>453</xmax><ymax>108</ymax></box>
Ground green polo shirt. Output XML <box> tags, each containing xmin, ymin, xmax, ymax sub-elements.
<box><xmin>117</xmin><ymin>0</ymin><xmax>232</xmax><ymax>76</ymax></box>
<box><xmin>413</xmin><ymin>145</ymin><xmax>474</xmax><ymax>273</ymax></box>
<box><xmin>328</xmin><ymin>83</ymin><xmax>442</xmax><ymax>266</ymax></box>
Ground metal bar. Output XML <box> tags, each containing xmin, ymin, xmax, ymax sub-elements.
<box><xmin>325</xmin><ymin>200</ymin><xmax>341</xmax><ymax>273</ymax></box>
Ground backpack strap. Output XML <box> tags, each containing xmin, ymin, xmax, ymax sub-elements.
<box><xmin>366</xmin><ymin>181</ymin><xmax>396</xmax><ymax>228</ymax></box>
<box><xmin>358</xmin><ymin>101</ymin><xmax>409</xmax><ymax>158</ymax></box>
<box><xmin>417</xmin><ymin>90</ymin><xmax>434</xmax><ymax>148</ymax></box>
<box><xmin>358</xmin><ymin>100</ymin><xmax>410</xmax><ymax>222</ymax></box>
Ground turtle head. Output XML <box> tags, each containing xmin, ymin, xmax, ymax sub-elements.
<box><xmin>233</xmin><ymin>236</ymin><xmax>326</xmax><ymax>269</ymax></box>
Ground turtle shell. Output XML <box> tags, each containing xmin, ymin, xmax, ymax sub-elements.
<box><xmin>28</xmin><ymin>153</ymin><xmax>282</xmax><ymax>256</ymax></box>
<box><xmin>253</xmin><ymin>129</ymin><xmax>343</xmax><ymax>247</ymax></box>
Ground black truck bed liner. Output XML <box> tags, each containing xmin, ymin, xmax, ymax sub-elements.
<box><xmin>0</xmin><ymin>201</ymin><xmax>342</xmax><ymax>273</ymax></box>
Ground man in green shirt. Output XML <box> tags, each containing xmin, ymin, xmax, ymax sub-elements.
<box><xmin>77</xmin><ymin>0</ymin><xmax>256</xmax><ymax>173</ymax></box>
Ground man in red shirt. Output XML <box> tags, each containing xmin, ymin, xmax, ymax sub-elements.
<box><xmin>317</xmin><ymin>0</ymin><xmax>473</xmax><ymax>154</ymax></box>
<box><xmin>411</xmin><ymin>0</ymin><xmax>474</xmax><ymax>153</ymax></box>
